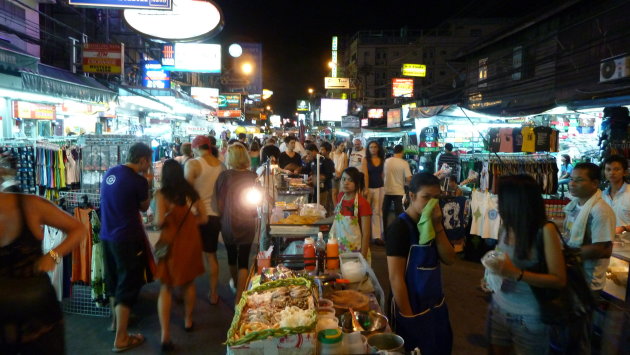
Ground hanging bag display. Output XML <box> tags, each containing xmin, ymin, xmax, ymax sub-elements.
<box><xmin>154</xmin><ymin>203</ymin><xmax>192</xmax><ymax>260</ymax></box>
<box><xmin>528</xmin><ymin>223</ymin><xmax>595</xmax><ymax>325</ymax></box>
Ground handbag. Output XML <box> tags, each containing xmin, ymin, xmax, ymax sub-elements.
<box><xmin>528</xmin><ymin>223</ymin><xmax>595</xmax><ymax>325</ymax></box>
<box><xmin>154</xmin><ymin>203</ymin><xmax>192</xmax><ymax>259</ymax></box>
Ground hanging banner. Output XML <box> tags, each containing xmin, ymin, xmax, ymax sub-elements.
<box><xmin>82</xmin><ymin>43</ymin><xmax>123</xmax><ymax>74</ymax></box>
<box><xmin>69</xmin><ymin>0</ymin><xmax>172</xmax><ymax>10</ymax></box>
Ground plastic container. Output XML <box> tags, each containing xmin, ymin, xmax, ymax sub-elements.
<box><xmin>304</xmin><ymin>237</ymin><xmax>316</xmax><ymax>271</ymax></box>
<box><xmin>326</xmin><ymin>235</ymin><xmax>340</xmax><ymax>270</ymax></box>
<box><xmin>318</xmin><ymin>328</ymin><xmax>344</xmax><ymax>355</ymax></box>
<box><xmin>318</xmin><ymin>298</ymin><xmax>334</xmax><ymax>308</ymax></box>
<box><xmin>316</xmin><ymin>316</ymin><xmax>340</xmax><ymax>333</ymax></box>
<box><xmin>317</xmin><ymin>307</ymin><xmax>336</xmax><ymax>318</ymax></box>
<box><xmin>342</xmin><ymin>331</ymin><xmax>367</xmax><ymax>354</ymax></box>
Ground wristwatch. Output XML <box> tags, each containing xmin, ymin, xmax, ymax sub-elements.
<box><xmin>48</xmin><ymin>249</ymin><xmax>61</xmax><ymax>264</ymax></box>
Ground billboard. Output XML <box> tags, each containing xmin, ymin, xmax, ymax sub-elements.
<box><xmin>320</xmin><ymin>99</ymin><xmax>348</xmax><ymax>122</ymax></box>
<box><xmin>401</xmin><ymin>63</ymin><xmax>426</xmax><ymax>77</ymax></box>
<box><xmin>401</xmin><ymin>102</ymin><xmax>417</xmax><ymax>120</ymax></box>
<box><xmin>70</xmin><ymin>0</ymin><xmax>171</xmax><ymax>10</ymax></box>
<box><xmin>392</xmin><ymin>78</ymin><xmax>414</xmax><ymax>97</ymax></box>
<box><xmin>387</xmin><ymin>108</ymin><xmax>401</xmax><ymax>128</ymax></box>
<box><xmin>217</xmin><ymin>110</ymin><xmax>242</xmax><ymax>118</ymax></box>
<box><xmin>161</xmin><ymin>43</ymin><xmax>221</xmax><ymax>73</ymax></box>
<box><xmin>296</xmin><ymin>100</ymin><xmax>310</xmax><ymax>112</ymax></box>
<box><xmin>82</xmin><ymin>43</ymin><xmax>123</xmax><ymax>74</ymax></box>
<box><xmin>191</xmin><ymin>87</ymin><xmax>219</xmax><ymax>108</ymax></box>
<box><xmin>324</xmin><ymin>77</ymin><xmax>350</xmax><ymax>89</ymax></box>
<box><xmin>367</xmin><ymin>108</ymin><xmax>384</xmax><ymax>119</ymax></box>
<box><xmin>341</xmin><ymin>115</ymin><xmax>360</xmax><ymax>128</ymax></box>
<box><xmin>141</xmin><ymin>60</ymin><xmax>170</xmax><ymax>89</ymax></box>
<box><xmin>239</xmin><ymin>43</ymin><xmax>263</xmax><ymax>94</ymax></box>
<box><xmin>218</xmin><ymin>94</ymin><xmax>241</xmax><ymax>110</ymax></box>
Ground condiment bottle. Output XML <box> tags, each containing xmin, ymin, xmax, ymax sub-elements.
<box><xmin>318</xmin><ymin>328</ymin><xmax>343</xmax><ymax>355</ymax></box>
<box><xmin>326</xmin><ymin>235</ymin><xmax>340</xmax><ymax>270</ymax></box>
<box><xmin>304</xmin><ymin>237</ymin><xmax>316</xmax><ymax>271</ymax></box>
<box><xmin>316</xmin><ymin>232</ymin><xmax>326</xmax><ymax>274</ymax></box>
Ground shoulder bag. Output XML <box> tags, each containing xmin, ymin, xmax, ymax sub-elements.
<box><xmin>154</xmin><ymin>203</ymin><xmax>193</xmax><ymax>260</ymax></box>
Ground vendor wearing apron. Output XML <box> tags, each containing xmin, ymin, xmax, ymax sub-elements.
<box><xmin>329</xmin><ymin>167</ymin><xmax>372</xmax><ymax>261</ymax></box>
<box><xmin>386</xmin><ymin>173</ymin><xmax>456</xmax><ymax>354</ymax></box>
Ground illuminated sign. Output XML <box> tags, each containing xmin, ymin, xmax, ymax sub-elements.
<box><xmin>69</xmin><ymin>0</ymin><xmax>171</xmax><ymax>10</ymax></box>
<box><xmin>367</xmin><ymin>108</ymin><xmax>384</xmax><ymax>119</ymax></box>
<box><xmin>82</xmin><ymin>43</ymin><xmax>123</xmax><ymax>74</ymax></box>
<box><xmin>13</xmin><ymin>101</ymin><xmax>56</xmax><ymax>120</ymax></box>
<box><xmin>331</xmin><ymin>36</ymin><xmax>338</xmax><ymax>77</ymax></box>
<box><xmin>392</xmin><ymin>78</ymin><xmax>414</xmax><ymax>97</ymax></box>
<box><xmin>320</xmin><ymin>99</ymin><xmax>348</xmax><ymax>122</ymax></box>
<box><xmin>217</xmin><ymin>109</ymin><xmax>242</xmax><ymax>118</ymax></box>
<box><xmin>401</xmin><ymin>63</ymin><xmax>427</xmax><ymax>77</ymax></box>
<box><xmin>324</xmin><ymin>77</ymin><xmax>350</xmax><ymax>89</ymax></box>
<box><xmin>401</xmin><ymin>102</ymin><xmax>417</xmax><ymax>120</ymax></box>
<box><xmin>218</xmin><ymin>94</ymin><xmax>241</xmax><ymax>109</ymax></box>
<box><xmin>341</xmin><ymin>115</ymin><xmax>360</xmax><ymax>128</ymax></box>
<box><xmin>162</xmin><ymin>43</ymin><xmax>221</xmax><ymax>73</ymax></box>
<box><xmin>191</xmin><ymin>87</ymin><xmax>219</xmax><ymax>109</ymax></box>
<box><xmin>142</xmin><ymin>60</ymin><xmax>170</xmax><ymax>89</ymax></box>
<box><xmin>361</xmin><ymin>118</ymin><xmax>369</xmax><ymax>127</ymax></box>
<box><xmin>296</xmin><ymin>100</ymin><xmax>310</xmax><ymax>112</ymax></box>
<box><xmin>387</xmin><ymin>108</ymin><xmax>401</xmax><ymax>128</ymax></box>
<box><xmin>161</xmin><ymin>44</ymin><xmax>175</xmax><ymax>66</ymax></box>
<box><xmin>123</xmin><ymin>0</ymin><xmax>224</xmax><ymax>41</ymax></box>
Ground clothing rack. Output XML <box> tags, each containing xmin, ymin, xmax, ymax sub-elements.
<box><xmin>58</xmin><ymin>190</ymin><xmax>101</xmax><ymax>210</ymax></box>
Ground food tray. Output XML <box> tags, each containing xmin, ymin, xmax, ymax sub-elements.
<box><xmin>225</xmin><ymin>278</ymin><xmax>317</xmax><ymax>346</ymax></box>
<box><xmin>339</xmin><ymin>252</ymin><xmax>385</xmax><ymax>310</ymax></box>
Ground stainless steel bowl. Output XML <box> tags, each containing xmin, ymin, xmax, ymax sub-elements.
<box><xmin>339</xmin><ymin>310</ymin><xmax>388</xmax><ymax>335</ymax></box>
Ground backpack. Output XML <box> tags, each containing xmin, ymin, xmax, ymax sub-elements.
<box><xmin>528</xmin><ymin>223</ymin><xmax>595</xmax><ymax>325</ymax></box>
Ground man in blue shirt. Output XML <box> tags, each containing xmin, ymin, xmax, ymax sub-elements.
<box><xmin>100</xmin><ymin>143</ymin><xmax>152</xmax><ymax>352</ymax></box>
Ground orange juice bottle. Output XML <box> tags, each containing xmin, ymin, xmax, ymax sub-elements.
<box><xmin>326</xmin><ymin>236</ymin><xmax>340</xmax><ymax>270</ymax></box>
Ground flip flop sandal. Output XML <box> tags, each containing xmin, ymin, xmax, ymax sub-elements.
<box><xmin>112</xmin><ymin>333</ymin><xmax>145</xmax><ymax>353</ymax></box>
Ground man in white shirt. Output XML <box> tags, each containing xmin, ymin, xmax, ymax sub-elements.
<box><xmin>279</xmin><ymin>135</ymin><xmax>306</xmax><ymax>156</ymax></box>
<box><xmin>602</xmin><ymin>155</ymin><xmax>630</xmax><ymax>234</ymax></box>
<box><xmin>562</xmin><ymin>162</ymin><xmax>615</xmax><ymax>354</ymax></box>
<box><xmin>348</xmin><ymin>138</ymin><xmax>366</xmax><ymax>169</ymax></box>
<box><xmin>383</xmin><ymin>145</ymin><xmax>412</xmax><ymax>237</ymax></box>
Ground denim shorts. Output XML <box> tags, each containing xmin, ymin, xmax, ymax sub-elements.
<box><xmin>486</xmin><ymin>301</ymin><xmax>550</xmax><ymax>355</ymax></box>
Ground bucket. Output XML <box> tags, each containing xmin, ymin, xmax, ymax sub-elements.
<box><xmin>367</xmin><ymin>333</ymin><xmax>405</xmax><ymax>354</ymax></box>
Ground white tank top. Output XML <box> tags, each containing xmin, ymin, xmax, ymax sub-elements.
<box><xmin>193</xmin><ymin>157</ymin><xmax>224</xmax><ymax>216</ymax></box>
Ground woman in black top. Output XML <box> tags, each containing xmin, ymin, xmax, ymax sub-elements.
<box><xmin>0</xmin><ymin>193</ymin><xmax>85</xmax><ymax>354</ymax></box>
<box><xmin>363</xmin><ymin>140</ymin><xmax>385</xmax><ymax>245</ymax></box>
<box><xmin>278</xmin><ymin>136</ymin><xmax>302</xmax><ymax>174</ymax></box>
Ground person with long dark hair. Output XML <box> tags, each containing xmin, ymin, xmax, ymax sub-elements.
<box><xmin>386</xmin><ymin>172</ymin><xmax>455</xmax><ymax>354</ymax></box>
<box><xmin>329</xmin><ymin>166</ymin><xmax>372</xmax><ymax>260</ymax></box>
<box><xmin>0</xmin><ymin>192</ymin><xmax>85</xmax><ymax>354</ymax></box>
<box><xmin>485</xmin><ymin>174</ymin><xmax>566</xmax><ymax>355</ymax></box>
<box><xmin>363</xmin><ymin>140</ymin><xmax>385</xmax><ymax>245</ymax></box>
<box><xmin>155</xmin><ymin>159</ymin><xmax>208</xmax><ymax>351</ymax></box>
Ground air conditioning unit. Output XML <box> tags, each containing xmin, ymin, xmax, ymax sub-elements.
<box><xmin>600</xmin><ymin>55</ymin><xmax>630</xmax><ymax>83</ymax></box>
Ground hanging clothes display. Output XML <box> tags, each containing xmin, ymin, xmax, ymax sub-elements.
<box><xmin>90</xmin><ymin>210</ymin><xmax>107</xmax><ymax>307</ymax></box>
<box><xmin>440</xmin><ymin>196</ymin><xmax>470</xmax><ymax>251</ymax></box>
<box><xmin>469</xmin><ymin>190</ymin><xmax>502</xmax><ymax>240</ymax></box>
<box><xmin>71</xmin><ymin>207</ymin><xmax>94</xmax><ymax>284</ymax></box>
<box><xmin>43</xmin><ymin>226</ymin><xmax>65</xmax><ymax>301</ymax></box>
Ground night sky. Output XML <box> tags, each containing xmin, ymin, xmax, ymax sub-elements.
<box><xmin>213</xmin><ymin>0</ymin><xmax>560</xmax><ymax>117</ymax></box>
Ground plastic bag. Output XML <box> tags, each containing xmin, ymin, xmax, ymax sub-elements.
<box><xmin>299</xmin><ymin>203</ymin><xmax>326</xmax><ymax>218</ymax></box>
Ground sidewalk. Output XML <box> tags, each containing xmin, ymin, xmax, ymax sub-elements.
<box><xmin>64</xmin><ymin>245</ymin><xmax>489</xmax><ymax>354</ymax></box>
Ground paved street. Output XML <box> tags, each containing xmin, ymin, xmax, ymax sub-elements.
<box><xmin>64</xmin><ymin>243</ymin><xmax>489</xmax><ymax>354</ymax></box>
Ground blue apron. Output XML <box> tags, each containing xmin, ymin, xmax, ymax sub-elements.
<box><xmin>391</xmin><ymin>213</ymin><xmax>453</xmax><ymax>354</ymax></box>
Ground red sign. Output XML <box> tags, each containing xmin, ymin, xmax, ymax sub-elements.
<box><xmin>13</xmin><ymin>101</ymin><xmax>56</xmax><ymax>120</ymax></box>
<box><xmin>217</xmin><ymin>110</ymin><xmax>242</xmax><ymax>118</ymax></box>
<box><xmin>392</xmin><ymin>78</ymin><xmax>414</xmax><ymax>97</ymax></box>
<box><xmin>83</xmin><ymin>43</ymin><xmax>123</xmax><ymax>74</ymax></box>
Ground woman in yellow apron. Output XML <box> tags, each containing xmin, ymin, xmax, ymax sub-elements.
<box><xmin>329</xmin><ymin>167</ymin><xmax>372</xmax><ymax>261</ymax></box>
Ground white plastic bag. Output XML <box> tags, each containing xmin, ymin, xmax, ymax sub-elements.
<box><xmin>299</xmin><ymin>203</ymin><xmax>326</xmax><ymax>218</ymax></box>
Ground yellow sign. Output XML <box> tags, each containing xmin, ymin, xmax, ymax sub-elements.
<box><xmin>402</xmin><ymin>64</ymin><xmax>426</xmax><ymax>77</ymax></box>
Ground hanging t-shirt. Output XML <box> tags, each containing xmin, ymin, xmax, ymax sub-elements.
<box><xmin>534</xmin><ymin>126</ymin><xmax>552</xmax><ymax>152</ymax></box>
<box><xmin>498</xmin><ymin>128</ymin><xmax>514</xmax><ymax>153</ymax></box>
<box><xmin>440</xmin><ymin>196</ymin><xmax>469</xmax><ymax>242</ymax></box>
<box><xmin>549</xmin><ymin>129</ymin><xmax>559</xmax><ymax>152</ymax></box>
<box><xmin>419</xmin><ymin>127</ymin><xmax>439</xmax><ymax>148</ymax></box>
<box><xmin>512</xmin><ymin>128</ymin><xmax>523</xmax><ymax>152</ymax></box>
<box><xmin>487</xmin><ymin>128</ymin><xmax>501</xmax><ymax>153</ymax></box>
<box><xmin>521</xmin><ymin>127</ymin><xmax>536</xmax><ymax>152</ymax></box>
<box><xmin>482</xmin><ymin>193</ymin><xmax>501</xmax><ymax>240</ymax></box>
<box><xmin>470</xmin><ymin>190</ymin><xmax>487</xmax><ymax>237</ymax></box>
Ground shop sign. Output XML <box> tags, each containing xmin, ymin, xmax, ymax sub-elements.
<box><xmin>296</xmin><ymin>100</ymin><xmax>310</xmax><ymax>112</ymax></box>
<box><xmin>82</xmin><ymin>43</ymin><xmax>123</xmax><ymax>74</ymax></box>
<box><xmin>142</xmin><ymin>61</ymin><xmax>170</xmax><ymax>89</ymax></box>
<box><xmin>13</xmin><ymin>101</ymin><xmax>56</xmax><ymax>120</ymax></box>
<box><xmin>191</xmin><ymin>87</ymin><xmax>219</xmax><ymax>108</ymax></box>
<box><xmin>150</xmin><ymin>118</ymin><xmax>171</xmax><ymax>124</ymax></box>
<box><xmin>361</xmin><ymin>118</ymin><xmax>369</xmax><ymax>127</ymax></box>
<box><xmin>218</xmin><ymin>94</ymin><xmax>241</xmax><ymax>109</ymax></box>
<box><xmin>69</xmin><ymin>0</ymin><xmax>171</xmax><ymax>10</ymax></box>
<box><xmin>367</xmin><ymin>108</ymin><xmax>384</xmax><ymax>119</ymax></box>
<box><xmin>123</xmin><ymin>0</ymin><xmax>223</xmax><ymax>42</ymax></box>
<box><xmin>392</xmin><ymin>78</ymin><xmax>413</xmax><ymax>97</ymax></box>
<box><xmin>341</xmin><ymin>115</ymin><xmax>360</xmax><ymax>128</ymax></box>
<box><xmin>324</xmin><ymin>77</ymin><xmax>350</xmax><ymax>89</ymax></box>
<box><xmin>401</xmin><ymin>63</ymin><xmax>426</xmax><ymax>77</ymax></box>
<box><xmin>161</xmin><ymin>43</ymin><xmax>175</xmax><ymax>66</ymax></box>
<box><xmin>387</xmin><ymin>108</ymin><xmax>401</xmax><ymax>128</ymax></box>
<box><xmin>184</xmin><ymin>125</ymin><xmax>207</xmax><ymax>135</ymax></box>
<box><xmin>217</xmin><ymin>109</ymin><xmax>242</xmax><ymax>118</ymax></box>
<box><xmin>160</xmin><ymin>43</ymin><xmax>221</xmax><ymax>73</ymax></box>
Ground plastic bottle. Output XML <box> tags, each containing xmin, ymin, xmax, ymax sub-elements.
<box><xmin>316</xmin><ymin>232</ymin><xmax>326</xmax><ymax>274</ymax></box>
<box><xmin>326</xmin><ymin>235</ymin><xmax>340</xmax><ymax>270</ymax></box>
<box><xmin>342</xmin><ymin>331</ymin><xmax>367</xmax><ymax>354</ymax></box>
<box><xmin>304</xmin><ymin>237</ymin><xmax>316</xmax><ymax>271</ymax></box>
<box><xmin>318</xmin><ymin>328</ymin><xmax>343</xmax><ymax>355</ymax></box>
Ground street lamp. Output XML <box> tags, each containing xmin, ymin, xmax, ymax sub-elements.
<box><xmin>327</xmin><ymin>61</ymin><xmax>334</xmax><ymax>68</ymax></box>
<box><xmin>308</xmin><ymin>88</ymin><xmax>314</xmax><ymax>94</ymax></box>
<box><xmin>241</xmin><ymin>62</ymin><xmax>253</xmax><ymax>75</ymax></box>
<box><xmin>266</xmin><ymin>105</ymin><xmax>271</xmax><ymax>110</ymax></box>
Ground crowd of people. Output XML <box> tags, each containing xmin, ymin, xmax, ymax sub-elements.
<box><xmin>0</xmin><ymin>132</ymin><xmax>627</xmax><ymax>354</ymax></box>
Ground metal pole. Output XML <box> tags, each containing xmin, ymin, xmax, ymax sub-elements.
<box><xmin>316</xmin><ymin>154</ymin><xmax>321</xmax><ymax>207</ymax></box>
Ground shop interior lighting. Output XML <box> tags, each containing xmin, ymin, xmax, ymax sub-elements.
<box><xmin>0</xmin><ymin>88</ymin><xmax>64</xmax><ymax>104</ymax></box>
<box><xmin>118</xmin><ymin>95</ymin><xmax>171</xmax><ymax>112</ymax></box>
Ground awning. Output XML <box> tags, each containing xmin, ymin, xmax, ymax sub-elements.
<box><xmin>0</xmin><ymin>43</ymin><xmax>38</xmax><ymax>72</ymax></box>
<box><xmin>119</xmin><ymin>86</ymin><xmax>214</xmax><ymax>116</ymax></box>
<box><xmin>564</xmin><ymin>95</ymin><xmax>630</xmax><ymax>110</ymax></box>
<box><xmin>21</xmin><ymin>64</ymin><xmax>117</xmax><ymax>103</ymax></box>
